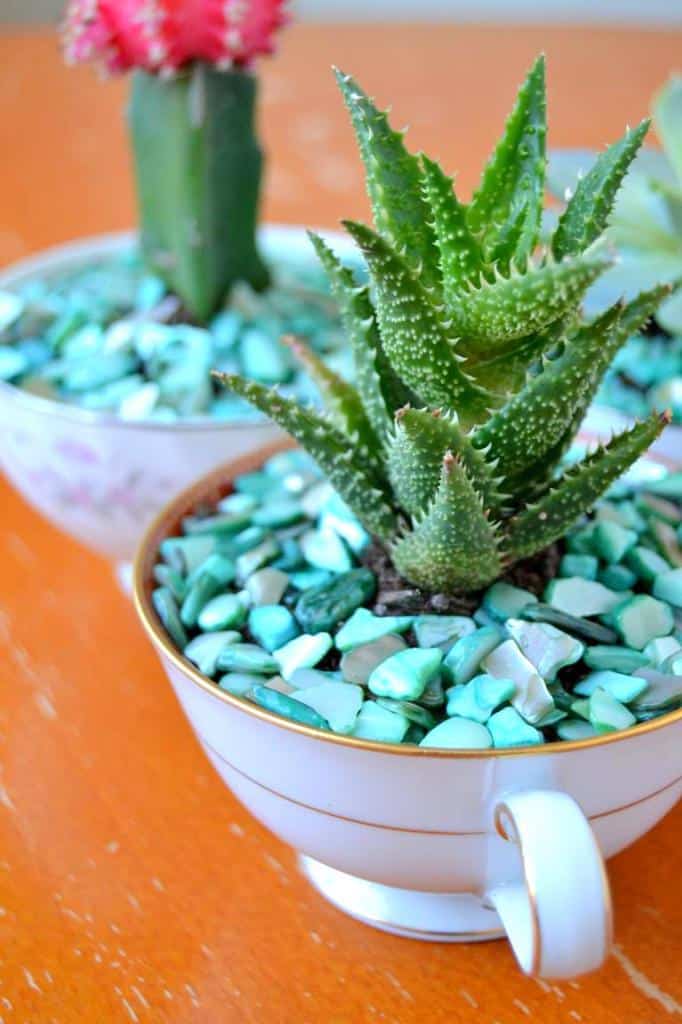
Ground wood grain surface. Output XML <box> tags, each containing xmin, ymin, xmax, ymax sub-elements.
<box><xmin>1</xmin><ymin>23</ymin><xmax>681</xmax><ymax>1024</ymax></box>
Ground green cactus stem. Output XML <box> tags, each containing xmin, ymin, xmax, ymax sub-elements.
<box><xmin>129</xmin><ymin>62</ymin><xmax>269</xmax><ymax>322</ymax></box>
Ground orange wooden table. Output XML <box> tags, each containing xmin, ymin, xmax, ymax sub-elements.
<box><xmin>1</xmin><ymin>23</ymin><xmax>681</xmax><ymax>1023</ymax></box>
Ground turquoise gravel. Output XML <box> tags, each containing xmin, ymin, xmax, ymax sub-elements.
<box><xmin>0</xmin><ymin>246</ymin><xmax>353</xmax><ymax>420</ymax></box>
<box><xmin>152</xmin><ymin>450</ymin><xmax>682</xmax><ymax>748</ymax></box>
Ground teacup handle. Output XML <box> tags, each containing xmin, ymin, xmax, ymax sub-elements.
<box><xmin>487</xmin><ymin>789</ymin><xmax>613</xmax><ymax>978</ymax></box>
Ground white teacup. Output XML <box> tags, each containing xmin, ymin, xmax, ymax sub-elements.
<box><xmin>0</xmin><ymin>226</ymin><xmax>350</xmax><ymax>577</ymax></box>
<box><xmin>134</xmin><ymin>444</ymin><xmax>682</xmax><ymax>980</ymax></box>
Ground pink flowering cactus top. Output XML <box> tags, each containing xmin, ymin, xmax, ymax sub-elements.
<box><xmin>63</xmin><ymin>0</ymin><xmax>288</xmax><ymax>73</ymax></box>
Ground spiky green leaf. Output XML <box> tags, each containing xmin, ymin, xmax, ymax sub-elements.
<box><xmin>421</xmin><ymin>155</ymin><xmax>484</xmax><ymax>300</ymax></box>
<box><xmin>392</xmin><ymin>453</ymin><xmax>502</xmax><ymax>591</ymax></box>
<box><xmin>467</xmin><ymin>55</ymin><xmax>547</xmax><ymax>266</ymax></box>
<box><xmin>552</xmin><ymin>120</ymin><xmax>650</xmax><ymax>259</ymax></box>
<box><xmin>386</xmin><ymin>406</ymin><xmax>502</xmax><ymax>517</ymax></box>
<box><xmin>504</xmin><ymin>414</ymin><xmax>668</xmax><ymax>559</ymax></box>
<box><xmin>215</xmin><ymin>373</ymin><xmax>398</xmax><ymax>540</ymax></box>
<box><xmin>471</xmin><ymin>299</ymin><xmax>624</xmax><ymax>479</ymax></box>
<box><xmin>282</xmin><ymin>334</ymin><xmax>382</xmax><ymax>468</ymax></box>
<box><xmin>334</xmin><ymin>69</ymin><xmax>440</xmax><ymax>290</ymax></box>
<box><xmin>452</xmin><ymin>254</ymin><xmax>607</xmax><ymax>348</ymax></box>
<box><xmin>308</xmin><ymin>232</ymin><xmax>393</xmax><ymax>439</ymax></box>
<box><xmin>344</xmin><ymin>220</ymin><xmax>496</xmax><ymax>426</ymax></box>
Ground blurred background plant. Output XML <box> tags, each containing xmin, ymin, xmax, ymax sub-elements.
<box><xmin>3</xmin><ymin>0</ymin><xmax>681</xmax><ymax>23</ymax></box>
<box><xmin>549</xmin><ymin>77</ymin><xmax>682</xmax><ymax>425</ymax></box>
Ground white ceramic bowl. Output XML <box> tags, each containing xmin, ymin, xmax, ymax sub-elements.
<box><xmin>134</xmin><ymin>443</ymin><xmax>682</xmax><ymax>980</ymax></box>
<box><xmin>0</xmin><ymin>226</ymin><xmax>350</xmax><ymax>569</ymax></box>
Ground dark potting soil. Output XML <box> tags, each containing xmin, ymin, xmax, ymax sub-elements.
<box><xmin>361</xmin><ymin>539</ymin><xmax>562</xmax><ymax>618</ymax></box>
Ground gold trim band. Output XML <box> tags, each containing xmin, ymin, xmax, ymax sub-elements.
<box><xmin>204</xmin><ymin>737</ymin><xmax>681</xmax><ymax>837</ymax></box>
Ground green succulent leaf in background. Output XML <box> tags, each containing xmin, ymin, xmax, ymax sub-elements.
<box><xmin>218</xmin><ymin>56</ymin><xmax>668</xmax><ymax>595</ymax></box>
<box><xmin>548</xmin><ymin>76</ymin><xmax>682</xmax><ymax>335</ymax></box>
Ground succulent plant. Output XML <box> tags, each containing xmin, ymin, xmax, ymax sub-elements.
<box><xmin>218</xmin><ymin>57</ymin><xmax>669</xmax><ymax>595</ymax></box>
<box><xmin>549</xmin><ymin>75</ymin><xmax>682</xmax><ymax>335</ymax></box>
<box><xmin>63</xmin><ymin>0</ymin><xmax>288</xmax><ymax>320</ymax></box>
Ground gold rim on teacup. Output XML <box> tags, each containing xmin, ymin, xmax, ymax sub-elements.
<box><xmin>133</xmin><ymin>440</ymin><xmax>682</xmax><ymax>758</ymax></box>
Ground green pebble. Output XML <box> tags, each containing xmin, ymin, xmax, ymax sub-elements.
<box><xmin>340</xmin><ymin>633</ymin><xmax>406</xmax><ymax>685</ymax></box>
<box><xmin>290</xmin><ymin>682</ymin><xmax>363</xmax><ymax>735</ymax></box>
<box><xmin>559</xmin><ymin>554</ymin><xmax>599</xmax><ymax>580</ymax></box>
<box><xmin>583</xmin><ymin>645</ymin><xmax>649</xmax><ymax>673</ymax></box>
<box><xmin>319</xmin><ymin>507</ymin><xmax>370</xmax><ymax>556</ymax></box>
<box><xmin>445</xmin><ymin>674</ymin><xmax>515</xmax><ymax>723</ymax></box>
<box><xmin>590</xmin><ymin>521</ymin><xmax>637</xmax><ymax>563</ymax></box>
<box><xmin>368</xmin><ymin>647</ymin><xmax>442</xmax><ymax>701</ymax></box>
<box><xmin>520</xmin><ymin>603</ymin><xmax>618</xmax><ymax>644</ymax></box>
<box><xmin>662</xmin><ymin>651</ymin><xmax>682</xmax><ymax>676</ymax></box>
<box><xmin>234</xmin><ymin>470</ymin><xmax>278</xmax><ymax>498</ymax></box>
<box><xmin>335</xmin><ymin>607</ymin><xmax>413</xmax><ymax>653</ymax></box>
<box><xmin>198</xmin><ymin>592</ymin><xmax>248</xmax><ymax>631</ymax></box>
<box><xmin>289</xmin><ymin>569</ymin><xmax>334</xmax><ymax>591</ymax></box>
<box><xmin>420</xmin><ymin>717</ymin><xmax>492</xmax><ymax>750</ymax></box>
<box><xmin>653</xmin><ymin>568</ymin><xmax>682</xmax><ymax>608</ymax></box>
<box><xmin>482</xmin><ymin>581</ymin><xmax>538</xmax><ymax>621</ymax></box>
<box><xmin>236</xmin><ymin>537</ymin><xmax>280</xmax><ymax>582</ymax></box>
<box><xmin>230</xmin><ymin>525</ymin><xmax>268</xmax><ymax>555</ymax></box>
<box><xmin>488</xmin><ymin>707</ymin><xmax>544</xmax><ymax>748</ymax></box>
<box><xmin>574</xmin><ymin>670</ymin><xmax>648</xmax><ymax>704</ymax></box>
<box><xmin>646</xmin><ymin>472</ymin><xmax>682</xmax><ymax>500</ymax></box>
<box><xmin>249</xmin><ymin>685</ymin><xmax>330</xmax><ymax>730</ymax></box>
<box><xmin>153</xmin><ymin>564</ymin><xmax>187</xmax><ymax>603</ymax></box>
<box><xmin>271</xmin><ymin>538</ymin><xmax>304</xmax><ymax>572</ymax></box>
<box><xmin>483</xmin><ymin>638</ymin><xmax>554</xmax><ymax>724</ymax></box>
<box><xmin>571</xmin><ymin>698</ymin><xmax>592</xmax><ymax>721</ymax></box>
<box><xmin>403</xmin><ymin>723</ymin><xmax>427</xmax><ymax>745</ymax></box>
<box><xmin>184</xmin><ymin>630</ymin><xmax>241</xmax><ymax>676</ymax></box>
<box><xmin>557</xmin><ymin>719</ymin><xmax>598</xmax><ymax>741</ymax></box>
<box><xmin>506</xmin><ymin>618</ymin><xmax>584</xmax><ymax>682</ymax></box>
<box><xmin>352</xmin><ymin>701</ymin><xmax>409</xmax><ymax>743</ymax></box>
<box><xmin>152</xmin><ymin>587</ymin><xmax>188</xmax><ymax>649</ymax></box>
<box><xmin>566</xmin><ymin>524</ymin><xmax>596</xmax><ymax>554</ymax></box>
<box><xmin>215</xmin><ymin>643</ymin><xmax>278</xmax><ymax>675</ymax></box>
<box><xmin>631</xmin><ymin>668</ymin><xmax>682</xmax><ymax>711</ymax></box>
<box><xmin>246</xmin><ymin>567</ymin><xmax>289</xmax><ymax>606</ymax></box>
<box><xmin>186</xmin><ymin>553</ymin><xmax>236</xmax><ymax>588</ymax></box>
<box><xmin>184</xmin><ymin>511</ymin><xmax>251</xmax><ymax>536</ymax></box>
<box><xmin>294</xmin><ymin>568</ymin><xmax>376</xmax><ymax>634</ymax></box>
<box><xmin>626</xmin><ymin>545</ymin><xmax>671</xmax><ymax>583</ymax></box>
<box><xmin>240</xmin><ymin>328</ymin><xmax>293</xmax><ymax>384</ymax></box>
<box><xmin>248</xmin><ymin>605</ymin><xmax>300</xmax><ymax>652</ymax></box>
<box><xmin>301</xmin><ymin>528</ymin><xmax>353</xmax><ymax>573</ymax></box>
<box><xmin>217</xmin><ymin>493</ymin><xmax>258</xmax><ymax>516</ymax></box>
<box><xmin>160</xmin><ymin>535</ymin><xmax>216</xmax><ymax>575</ymax></box>
<box><xmin>374</xmin><ymin>698</ymin><xmax>437</xmax><ymax>730</ymax></box>
<box><xmin>288</xmin><ymin>668</ymin><xmax>343</xmax><ymax>689</ymax></box>
<box><xmin>545</xmin><ymin>578</ymin><xmax>622</xmax><ymax>617</ymax></box>
<box><xmin>442</xmin><ymin>626</ymin><xmax>503</xmax><ymax>685</ymax></box>
<box><xmin>588</xmin><ymin>688</ymin><xmax>637</xmax><ymax>733</ymax></box>
<box><xmin>643</xmin><ymin>636</ymin><xmax>681</xmax><ymax>666</ymax></box>
<box><xmin>598</xmin><ymin>564</ymin><xmax>637</xmax><ymax>592</ymax></box>
<box><xmin>613</xmin><ymin>594</ymin><xmax>674</xmax><ymax>650</ymax></box>
<box><xmin>180</xmin><ymin>573</ymin><xmax>225</xmax><ymax>629</ymax></box>
<box><xmin>274</xmin><ymin>632</ymin><xmax>333</xmax><ymax>681</ymax></box>
<box><xmin>252</xmin><ymin>498</ymin><xmax>303</xmax><ymax>529</ymax></box>
<box><xmin>413</xmin><ymin>614</ymin><xmax>476</xmax><ymax>650</ymax></box>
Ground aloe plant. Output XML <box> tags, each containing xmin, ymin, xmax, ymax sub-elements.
<box><xmin>218</xmin><ymin>57</ymin><xmax>669</xmax><ymax>594</ymax></box>
<box><xmin>549</xmin><ymin>75</ymin><xmax>682</xmax><ymax>334</ymax></box>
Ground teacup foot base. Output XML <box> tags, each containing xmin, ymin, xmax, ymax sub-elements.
<box><xmin>299</xmin><ymin>856</ymin><xmax>504</xmax><ymax>943</ymax></box>
<box><xmin>115</xmin><ymin>561</ymin><xmax>134</xmax><ymax>597</ymax></box>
